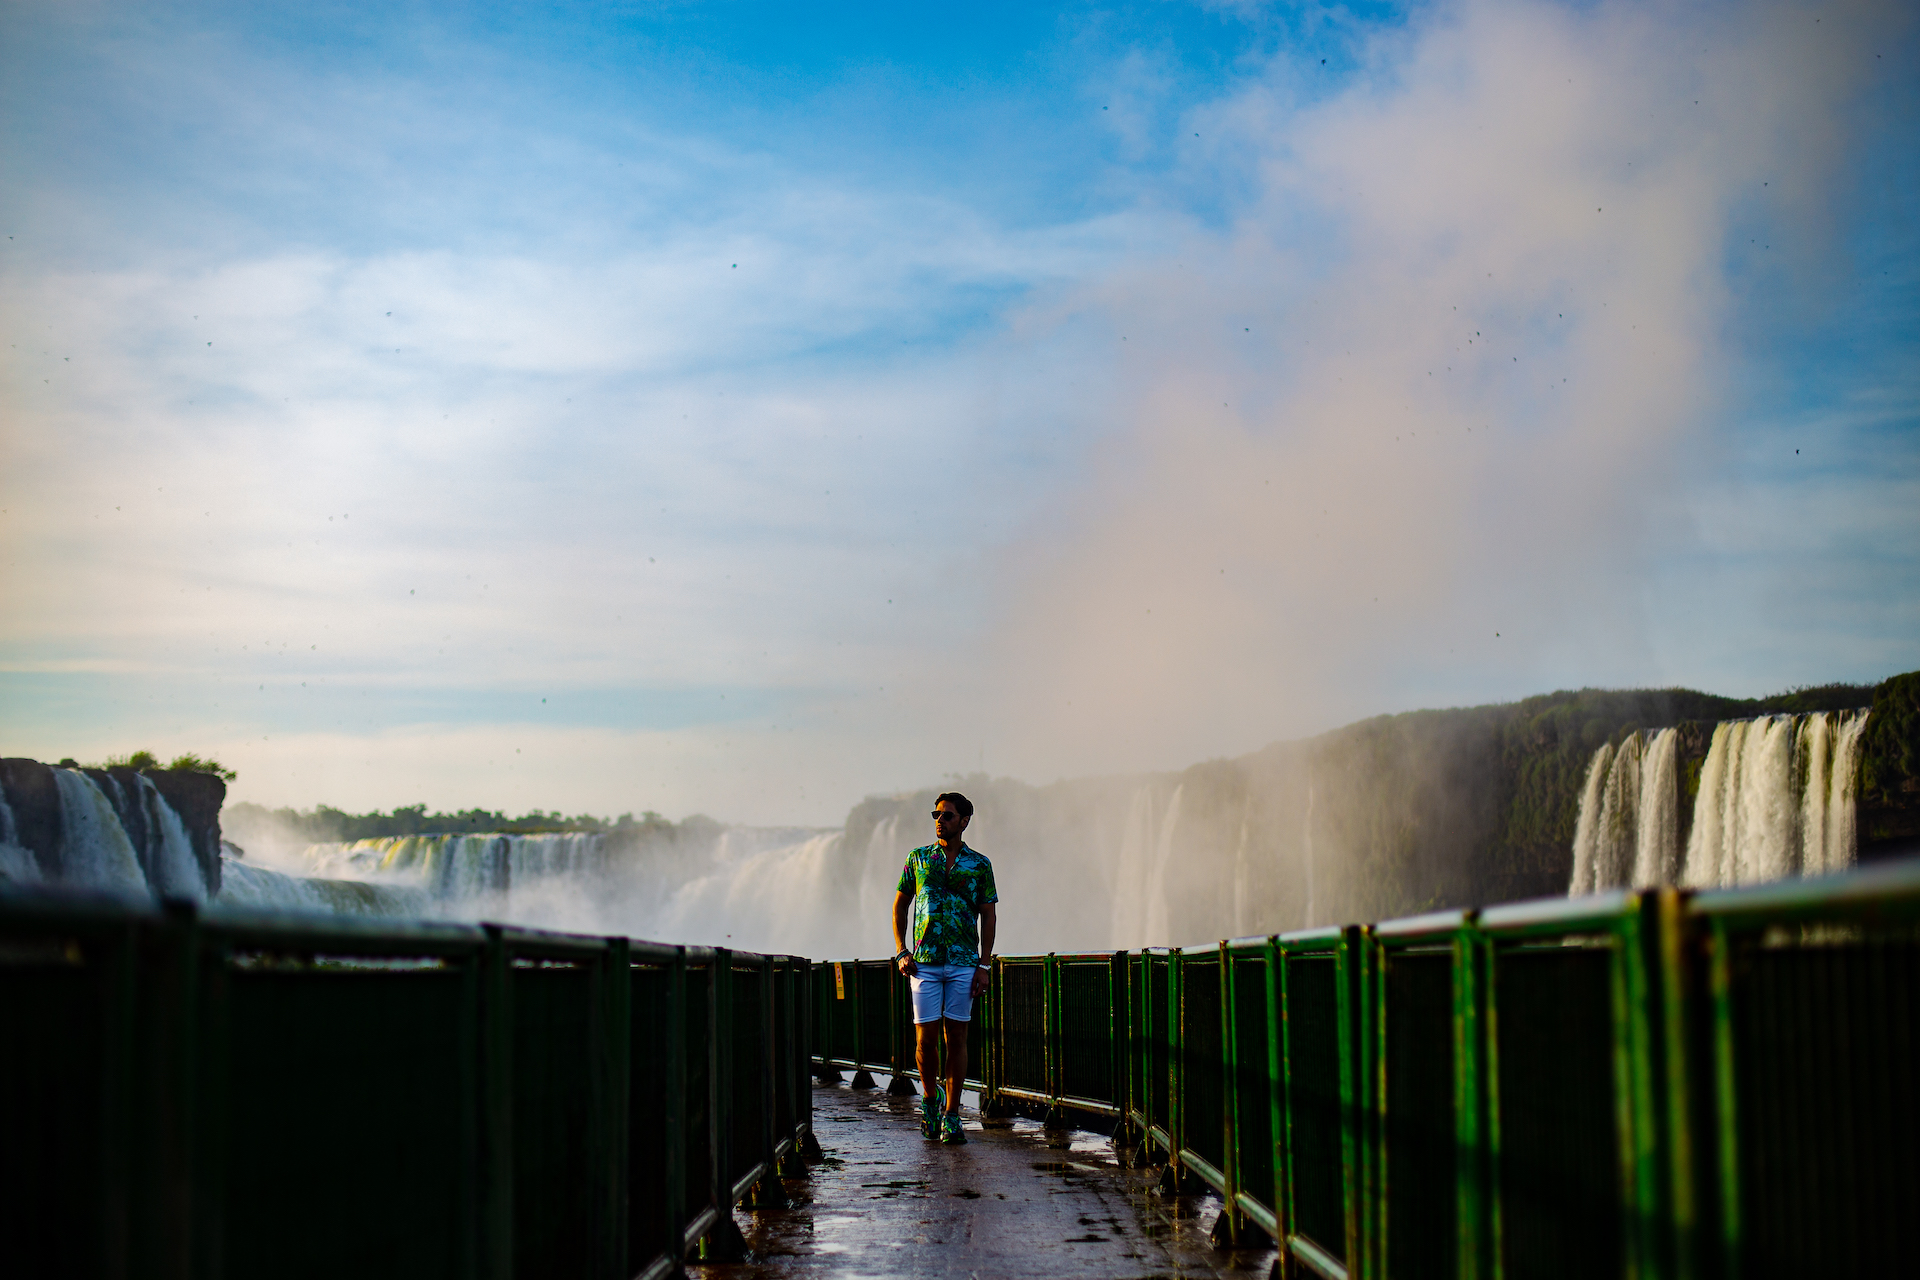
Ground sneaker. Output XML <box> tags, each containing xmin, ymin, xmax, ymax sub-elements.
<box><xmin>941</xmin><ymin>1112</ymin><xmax>967</xmax><ymax>1145</ymax></box>
<box><xmin>920</xmin><ymin>1087</ymin><xmax>944</xmax><ymax>1140</ymax></box>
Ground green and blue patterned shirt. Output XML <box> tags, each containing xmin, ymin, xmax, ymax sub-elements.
<box><xmin>897</xmin><ymin>842</ymin><xmax>998</xmax><ymax>969</ymax></box>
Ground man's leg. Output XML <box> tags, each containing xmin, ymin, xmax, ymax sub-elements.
<box><xmin>942</xmin><ymin>1017</ymin><xmax>968</xmax><ymax>1114</ymax></box>
<box><xmin>916</xmin><ymin>1020</ymin><xmax>942</xmax><ymax>1101</ymax></box>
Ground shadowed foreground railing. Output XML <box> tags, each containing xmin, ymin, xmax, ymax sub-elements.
<box><xmin>813</xmin><ymin>860</ymin><xmax>1920</xmax><ymax>1280</ymax></box>
<box><xmin>0</xmin><ymin>895</ymin><xmax>815</xmax><ymax>1280</ymax></box>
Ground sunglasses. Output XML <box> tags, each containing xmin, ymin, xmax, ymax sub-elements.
<box><xmin>931</xmin><ymin>809</ymin><xmax>964</xmax><ymax>822</ymax></box>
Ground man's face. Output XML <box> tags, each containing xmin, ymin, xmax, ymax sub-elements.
<box><xmin>933</xmin><ymin>802</ymin><xmax>969</xmax><ymax>842</ymax></box>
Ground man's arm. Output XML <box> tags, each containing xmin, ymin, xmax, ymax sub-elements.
<box><xmin>971</xmin><ymin>903</ymin><xmax>997</xmax><ymax>995</ymax></box>
<box><xmin>893</xmin><ymin>890</ymin><xmax>915</xmax><ymax>973</ymax></box>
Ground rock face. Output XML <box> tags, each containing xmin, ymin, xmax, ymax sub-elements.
<box><xmin>1859</xmin><ymin>671</ymin><xmax>1920</xmax><ymax>855</ymax></box>
<box><xmin>0</xmin><ymin>758</ymin><xmax>62</xmax><ymax>879</ymax></box>
<box><xmin>0</xmin><ymin>758</ymin><xmax>225</xmax><ymax>897</ymax></box>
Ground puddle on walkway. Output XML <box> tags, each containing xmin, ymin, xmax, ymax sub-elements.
<box><xmin>686</xmin><ymin>1080</ymin><xmax>1279</xmax><ymax>1280</ymax></box>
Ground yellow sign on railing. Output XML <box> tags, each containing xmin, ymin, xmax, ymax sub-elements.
<box><xmin>834</xmin><ymin>962</ymin><xmax>845</xmax><ymax>999</ymax></box>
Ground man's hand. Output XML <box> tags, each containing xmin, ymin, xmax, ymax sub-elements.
<box><xmin>970</xmin><ymin>965</ymin><xmax>989</xmax><ymax>997</ymax></box>
<box><xmin>896</xmin><ymin>952</ymin><xmax>917</xmax><ymax>976</ymax></box>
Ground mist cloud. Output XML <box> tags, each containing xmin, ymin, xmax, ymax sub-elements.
<box><xmin>967</xmin><ymin>0</ymin><xmax>1911</xmax><ymax>779</ymax></box>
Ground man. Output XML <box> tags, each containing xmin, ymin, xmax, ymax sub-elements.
<box><xmin>893</xmin><ymin>791</ymin><xmax>998</xmax><ymax>1145</ymax></box>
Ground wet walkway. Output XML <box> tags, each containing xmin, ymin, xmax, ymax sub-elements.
<box><xmin>689</xmin><ymin>1081</ymin><xmax>1281</xmax><ymax>1280</ymax></box>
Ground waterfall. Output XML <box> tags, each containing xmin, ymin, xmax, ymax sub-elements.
<box><xmin>134</xmin><ymin>773</ymin><xmax>208</xmax><ymax>900</ymax></box>
<box><xmin>1570</xmin><ymin>709</ymin><xmax>1869</xmax><ymax>896</ymax></box>
<box><xmin>1633</xmin><ymin>729</ymin><xmax>1681</xmax><ymax>887</ymax></box>
<box><xmin>1142</xmin><ymin>784</ymin><xmax>1185</xmax><ymax>947</ymax></box>
<box><xmin>1566</xmin><ymin>729</ymin><xmax>1679</xmax><ymax>896</ymax></box>
<box><xmin>216</xmin><ymin>856</ymin><xmax>431</xmax><ymax>917</ymax></box>
<box><xmin>1303</xmin><ymin>776</ymin><xmax>1317</xmax><ymax>928</ymax></box>
<box><xmin>1679</xmin><ymin>709</ymin><xmax>1869</xmax><ymax>887</ymax></box>
<box><xmin>1109</xmin><ymin>788</ymin><xmax>1158</xmax><ymax>945</ymax></box>
<box><xmin>52</xmin><ymin>769</ymin><xmax>150</xmax><ymax>892</ymax></box>
<box><xmin>0</xmin><ymin>787</ymin><xmax>39</xmax><ymax>884</ymax></box>
<box><xmin>1594</xmin><ymin>732</ymin><xmax>1643</xmax><ymax>890</ymax></box>
<box><xmin>296</xmin><ymin>832</ymin><xmax>610</xmax><ymax>900</ymax></box>
<box><xmin>1567</xmin><ymin>742</ymin><xmax>1614</xmax><ymax>897</ymax></box>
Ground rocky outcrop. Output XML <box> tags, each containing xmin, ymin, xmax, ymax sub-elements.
<box><xmin>0</xmin><ymin>758</ymin><xmax>62</xmax><ymax>879</ymax></box>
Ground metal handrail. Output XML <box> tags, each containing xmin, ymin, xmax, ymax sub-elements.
<box><xmin>0</xmin><ymin>891</ymin><xmax>815</xmax><ymax>1280</ymax></box>
<box><xmin>812</xmin><ymin>858</ymin><xmax>1920</xmax><ymax>1278</ymax></box>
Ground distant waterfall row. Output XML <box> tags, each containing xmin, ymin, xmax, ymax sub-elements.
<box><xmin>1568</xmin><ymin>709</ymin><xmax>1869</xmax><ymax>896</ymax></box>
<box><xmin>294</xmin><ymin>833</ymin><xmax>609</xmax><ymax>901</ymax></box>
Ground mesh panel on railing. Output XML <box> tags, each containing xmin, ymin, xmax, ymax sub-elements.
<box><xmin>511</xmin><ymin>965</ymin><xmax>603</xmax><ymax>1280</ymax></box>
<box><xmin>1230</xmin><ymin>952</ymin><xmax>1276</xmax><ymax>1214</ymax></box>
<box><xmin>812</xmin><ymin>966</ymin><xmax>832</xmax><ymax>1062</ymax></box>
<box><xmin>773</xmin><ymin>964</ymin><xmax>794</xmax><ymax>1137</ymax></box>
<box><xmin>857</xmin><ymin>962</ymin><xmax>892</xmax><ymax>1071</ymax></box>
<box><xmin>730</xmin><ymin>966</ymin><xmax>766</xmax><ymax>1188</ymax></box>
<box><xmin>626</xmin><ymin>963</ymin><xmax>673</xmax><ymax>1271</ymax></box>
<box><xmin>224</xmin><ymin>969</ymin><xmax>474</xmax><ymax>1280</ymax></box>
<box><xmin>1121</xmin><ymin>959</ymin><xmax>1136</xmax><ymax>1120</ymax></box>
<box><xmin>835</xmin><ymin>965</ymin><xmax>856</xmax><ymax>1063</ymax></box>
<box><xmin>0</xmin><ymin>940</ymin><xmax>123</xmax><ymax>1272</ymax></box>
<box><xmin>1059</xmin><ymin>961</ymin><xmax>1115</xmax><ymax>1105</ymax></box>
<box><xmin>683</xmin><ymin>964</ymin><xmax>712</xmax><ymax>1210</ymax></box>
<box><xmin>1285</xmin><ymin>954</ymin><xmax>1344</xmax><ymax>1262</ymax></box>
<box><xmin>1001</xmin><ymin>962</ymin><xmax>1047</xmax><ymax>1093</ymax></box>
<box><xmin>1729</xmin><ymin>930</ymin><xmax>1919</xmax><ymax>1276</ymax></box>
<box><xmin>1149</xmin><ymin>956</ymin><xmax>1172</xmax><ymax>1127</ymax></box>
<box><xmin>1385</xmin><ymin>950</ymin><xmax>1457</xmax><ymax>1280</ymax></box>
<box><xmin>965</xmin><ymin>997</ymin><xmax>982</xmax><ymax>1087</ymax></box>
<box><xmin>1493</xmin><ymin>947</ymin><xmax>1619</xmax><ymax>1280</ymax></box>
<box><xmin>1182</xmin><ymin>955</ymin><xmax>1226</xmax><ymax>1172</ymax></box>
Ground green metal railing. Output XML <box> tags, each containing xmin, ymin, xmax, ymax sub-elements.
<box><xmin>814</xmin><ymin>859</ymin><xmax>1920</xmax><ymax>1279</ymax></box>
<box><xmin>0</xmin><ymin>893</ymin><xmax>816</xmax><ymax>1280</ymax></box>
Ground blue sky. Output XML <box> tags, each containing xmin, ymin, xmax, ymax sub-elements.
<box><xmin>3</xmin><ymin>0</ymin><xmax>1915</xmax><ymax>824</ymax></box>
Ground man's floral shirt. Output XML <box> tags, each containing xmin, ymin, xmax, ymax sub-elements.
<box><xmin>897</xmin><ymin>843</ymin><xmax>998</xmax><ymax>969</ymax></box>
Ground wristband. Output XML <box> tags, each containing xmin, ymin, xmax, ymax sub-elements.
<box><xmin>895</xmin><ymin>949</ymin><xmax>911</xmax><ymax>960</ymax></box>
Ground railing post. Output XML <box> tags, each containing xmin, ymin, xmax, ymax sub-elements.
<box><xmin>599</xmin><ymin>938</ymin><xmax>632</xmax><ymax>1280</ymax></box>
<box><xmin>747</xmin><ymin>955</ymin><xmax>791</xmax><ymax>1210</ymax></box>
<box><xmin>659</xmin><ymin>947</ymin><xmax>688</xmax><ymax>1271</ymax></box>
<box><xmin>1110</xmin><ymin>951</ymin><xmax>1129</xmax><ymax>1149</ymax></box>
<box><xmin>696</xmin><ymin>949</ymin><xmax>749</xmax><ymax>1263</ymax></box>
<box><xmin>1334</xmin><ymin>925</ymin><xmax>1364</xmax><ymax>1273</ymax></box>
<box><xmin>1213</xmin><ymin>939</ymin><xmax>1245</xmax><ymax>1248</ymax></box>
<box><xmin>1159</xmin><ymin>947</ymin><xmax>1185</xmax><ymax>1195</ymax></box>
<box><xmin>1654</xmin><ymin>889</ymin><xmax>1697</xmax><ymax>1280</ymax></box>
<box><xmin>1452</xmin><ymin>917</ymin><xmax>1491</xmax><ymax>1280</ymax></box>
<box><xmin>799</xmin><ymin>961</ymin><xmax>826</xmax><ymax>1155</ymax></box>
<box><xmin>133</xmin><ymin>898</ymin><xmax>202</xmax><ymax>1280</ymax></box>
<box><xmin>478</xmin><ymin>925</ymin><xmax>513</xmax><ymax>1280</ymax></box>
<box><xmin>848</xmin><ymin>958</ymin><xmax>876</xmax><ymax>1089</ymax></box>
<box><xmin>886</xmin><ymin>955</ymin><xmax>917</xmax><ymax>1095</ymax></box>
<box><xmin>1262</xmin><ymin>936</ymin><xmax>1285</xmax><ymax>1247</ymax></box>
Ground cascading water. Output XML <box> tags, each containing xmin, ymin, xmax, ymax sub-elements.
<box><xmin>1566</xmin><ymin>728</ymin><xmax>1680</xmax><ymax>895</ymax></box>
<box><xmin>1681</xmin><ymin>709</ymin><xmax>1868</xmax><ymax>888</ymax></box>
<box><xmin>50</xmin><ymin>768</ymin><xmax>151</xmax><ymax>893</ymax></box>
<box><xmin>0</xmin><ymin>786</ymin><xmax>37</xmax><ymax>883</ymax></box>
<box><xmin>1568</xmin><ymin>709</ymin><xmax>1868</xmax><ymax>895</ymax></box>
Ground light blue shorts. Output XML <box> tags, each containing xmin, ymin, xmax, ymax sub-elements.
<box><xmin>909</xmin><ymin>963</ymin><xmax>978</xmax><ymax>1024</ymax></box>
